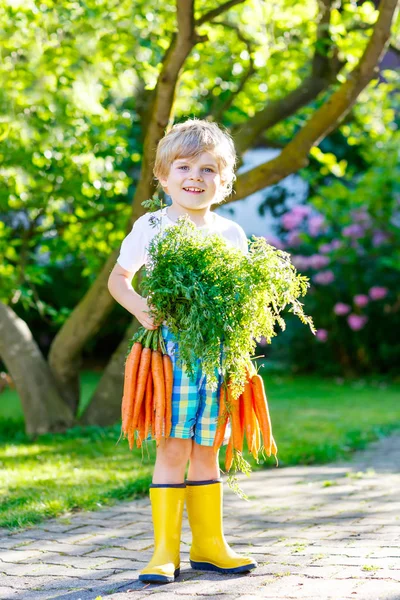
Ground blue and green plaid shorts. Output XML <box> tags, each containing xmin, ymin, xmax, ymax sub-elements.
<box><xmin>143</xmin><ymin>325</ymin><xmax>231</xmax><ymax>447</ymax></box>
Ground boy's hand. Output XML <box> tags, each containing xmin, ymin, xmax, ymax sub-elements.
<box><xmin>133</xmin><ymin>296</ymin><xmax>159</xmax><ymax>330</ymax></box>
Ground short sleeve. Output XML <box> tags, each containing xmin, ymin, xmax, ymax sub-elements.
<box><xmin>116</xmin><ymin>217</ymin><xmax>148</xmax><ymax>274</ymax></box>
<box><xmin>238</xmin><ymin>226</ymin><xmax>249</xmax><ymax>255</ymax></box>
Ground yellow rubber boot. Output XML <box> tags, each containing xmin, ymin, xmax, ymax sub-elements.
<box><xmin>185</xmin><ymin>479</ymin><xmax>257</xmax><ymax>574</ymax></box>
<box><xmin>138</xmin><ymin>484</ymin><xmax>186</xmax><ymax>584</ymax></box>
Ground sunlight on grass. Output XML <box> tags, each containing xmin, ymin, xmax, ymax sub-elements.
<box><xmin>0</xmin><ymin>370</ymin><xmax>399</xmax><ymax>530</ymax></box>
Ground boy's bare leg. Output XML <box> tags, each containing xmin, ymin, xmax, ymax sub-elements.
<box><xmin>186</xmin><ymin>440</ymin><xmax>220</xmax><ymax>481</ymax></box>
<box><xmin>152</xmin><ymin>438</ymin><xmax>193</xmax><ymax>484</ymax></box>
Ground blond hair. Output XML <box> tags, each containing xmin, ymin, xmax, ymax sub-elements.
<box><xmin>153</xmin><ymin>118</ymin><xmax>236</xmax><ymax>204</ymax></box>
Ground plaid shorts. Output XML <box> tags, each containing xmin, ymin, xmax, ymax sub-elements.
<box><xmin>143</xmin><ymin>325</ymin><xmax>231</xmax><ymax>447</ymax></box>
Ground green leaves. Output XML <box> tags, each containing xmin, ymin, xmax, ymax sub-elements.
<box><xmin>141</xmin><ymin>193</ymin><xmax>167</xmax><ymax>212</ymax></box>
<box><xmin>141</xmin><ymin>216</ymin><xmax>315</xmax><ymax>398</ymax></box>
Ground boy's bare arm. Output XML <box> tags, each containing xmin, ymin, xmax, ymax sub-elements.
<box><xmin>108</xmin><ymin>263</ymin><xmax>158</xmax><ymax>330</ymax></box>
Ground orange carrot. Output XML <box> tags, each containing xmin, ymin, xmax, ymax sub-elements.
<box><xmin>225</xmin><ymin>431</ymin><xmax>233</xmax><ymax>471</ymax></box>
<box><xmin>242</xmin><ymin>380</ymin><xmax>254</xmax><ymax>453</ymax></box>
<box><xmin>121</xmin><ymin>341</ymin><xmax>142</xmax><ymax>438</ymax></box>
<box><xmin>128</xmin><ymin>420</ymin><xmax>135</xmax><ymax>451</ymax></box>
<box><xmin>250</xmin><ymin>407</ymin><xmax>261</xmax><ymax>460</ymax></box>
<box><xmin>251</xmin><ymin>374</ymin><xmax>272</xmax><ymax>457</ymax></box>
<box><xmin>151</xmin><ymin>394</ymin><xmax>156</xmax><ymax>439</ymax></box>
<box><xmin>135</xmin><ymin>405</ymin><xmax>145</xmax><ymax>448</ymax></box>
<box><xmin>152</xmin><ymin>349</ymin><xmax>165</xmax><ymax>446</ymax></box>
<box><xmin>270</xmin><ymin>434</ymin><xmax>279</xmax><ymax>466</ymax></box>
<box><xmin>163</xmin><ymin>353</ymin><xmax>173</xmax><ymax>438</ymax></box>
<box><xmin>238</xmin><ymin>393</ymin><xmax>245</xmax><ymax>453</ymax></box>
<box><xmin>131</xmin><ymin>331</ymin><xmax>154</xmax><ymax>431</ymax></box>
<box><xmin>213</xmin><ymin>383</ymin><xmax>229</xmax><ymax>452</ymax></box>
<box><xmin>229</xmin><ymin>385</ymin><xmax>242</xmax><ymax>453</ymax></box>
<box><xmin>271</xmin><ymin>434</ymin><xmax>278</xmax><ymax>457</ymax></box>
<box><xmin>130</xmin><ymin>344</ymin><xmax>152</xmax><ymax>430</ymax></box>
<box><xmin>144</xmin><ymin>370</ymin><xmax>153</xmax><ymax>440</ymax></box>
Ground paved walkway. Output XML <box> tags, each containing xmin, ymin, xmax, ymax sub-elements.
<box><xmin>1</xmin><ymin>434</ymin><xmax>400</xmax><ymax>600</ymax></box>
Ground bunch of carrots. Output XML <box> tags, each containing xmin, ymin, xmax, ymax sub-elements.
<box><xmin>213</xmin><ymin>363</ymin><xmax>278</xmax><ymax>471</ymax></box>
<box><xmin>120</xmin><ymin>326</ymin><xmax>173</xmax><ymax>449</ymax></box>
<box><xmin>120</xmin><ymin>326</ymin><xmax>278</xmax><ymax>473</ymax></box>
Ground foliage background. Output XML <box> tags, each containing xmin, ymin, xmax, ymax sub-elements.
<box><xmin>1</xmin><ymin>0</ymin><xmax>399</xmax><ymax>376</ymax></box>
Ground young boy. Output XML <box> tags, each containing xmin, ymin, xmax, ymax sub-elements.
<box><xmin>107</xmin><ymin>118</ymin><xmax>257</xmax><ymax>584</ymax></box>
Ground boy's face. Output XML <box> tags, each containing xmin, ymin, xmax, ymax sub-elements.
<box><xmin>159</xmin><ymin>151</ymin><xmax>223</xmax><ymax>211</ymax></box>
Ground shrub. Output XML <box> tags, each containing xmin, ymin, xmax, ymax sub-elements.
<box><xmin>263</xmin><ymin>135</ymin><xmax>400</xmax><ymax>376</ymax></box>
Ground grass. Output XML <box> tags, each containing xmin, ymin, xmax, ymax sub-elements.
<box><xmin>362</xmin><ymin>565</ymin><xmax>380</xmax><ymax>572</ymax></box>
<box><xmin>0</xmin><ymin>369</ymin><xmax>399</xmax><ymax>531</ymax></box>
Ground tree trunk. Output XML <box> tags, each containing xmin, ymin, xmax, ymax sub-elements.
<box><xmin>79</xmin><ymin>317</ymin><xmax>140</xmax><ymax>426</ymax></box>
<box><xmin>46</xmin><ymin>2</ymin><xmax>200</xmax><ymax>426</ymax></box>
<box><xmin>47</xmin><ymin>248</ymin><xmax>120</xmax><ymax>414</ymax></box>
<box><xmin>75</xmin><ymin>0</ymin><xmax>397</xmax><ymax>427</ymax></box>
<box><xmin>11</xmin><ymin>0</ymin><xmax>396</xmax><ymax>431</ymax></box>
<box><xmin>0</xmin><ymin>302</ymin><xmax>74</xmax><ymax>436</ymax></box>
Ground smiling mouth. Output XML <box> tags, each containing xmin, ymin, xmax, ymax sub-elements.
<box><xmin>183</xmin><ymin>187</ymin><xmax>204</xmax><ymax>194</ymax></box>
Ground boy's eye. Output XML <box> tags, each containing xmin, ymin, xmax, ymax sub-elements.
<box><xmin>178</xmin><ymin>165</ymin><xmax>214</xmax><ymax>172</ymax></box>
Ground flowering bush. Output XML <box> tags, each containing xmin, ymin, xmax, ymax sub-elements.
<box><xmin>262</xmin><ymin>137</ymin><xmax>400</xmax><ymax>376</ymax></box>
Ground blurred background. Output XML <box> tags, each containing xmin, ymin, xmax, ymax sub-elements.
<box><xmin>0</xmin><ymin>0</ymin><xmax>399</xmax><ymax>529</ymax></box>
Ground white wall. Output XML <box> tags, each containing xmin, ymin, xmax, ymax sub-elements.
<box><xmin>214</xmin><ymin>148</ymin><xmax>308</xmax><ymax>237</ymax></box>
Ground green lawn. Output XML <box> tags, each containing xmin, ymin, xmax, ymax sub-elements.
<box><xmin>0</xmin><ymin>370</ymin><xmax>399</xmax><ymax>531</ymax></box>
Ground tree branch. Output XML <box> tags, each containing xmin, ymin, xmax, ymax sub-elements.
<box><xmin>196</xmin><ymin>0</ymin><xmax>247</xmax><ymax>26</ymax></box>
<box><xmin>209</xmin><ymin>20</ymin><xmax>256</xmax><ymax>122</ymax></box>
<box><xmin>48</xmin><ymin>0</ymin><xmax>201</xmax><ymax>411</ymax></box>
<box><xmin>227</xmin><ymin>0</ymin><xmax>398</xmax><ymax>203</ymax></box>
<box><xmin>128</xmin><ymin>0</ymin><xmax>201</xmax><ymax>222</ymax></box>
<box><xmin>233</xmin><ymin>0</ymin><xmax>344</xmax><ymax>154</ymax></box>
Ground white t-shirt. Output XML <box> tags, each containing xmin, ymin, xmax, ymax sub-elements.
<box><xmin>117</xmin><ymin>207</ymin><xmax>248</xmax><ymax>275</ymax></box>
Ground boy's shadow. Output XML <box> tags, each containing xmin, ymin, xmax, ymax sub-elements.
<box><xmin>133</xmin><ymin>565</ymin><xmax>256</xmax><ymax>590</ymax></box>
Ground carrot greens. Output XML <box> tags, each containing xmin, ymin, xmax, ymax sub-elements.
<box><xmin>141</xmin><ymin>215</ymin><xmax>315</xmax><ymax>398</ymax></box>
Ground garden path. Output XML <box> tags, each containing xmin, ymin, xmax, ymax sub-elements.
<box><xmin>0</xmin><ymin>433</ymin><xmax>399</xmax><ymax>600</ymax></box>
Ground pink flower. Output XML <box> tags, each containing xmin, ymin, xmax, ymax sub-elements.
<box><xmin>308</xmin><ymin>254</ymin><xmax>330</xmax><ymax>269</ymax></box>
<box><xmin>347</xmin><ymin>314</ymin><xmax>368</xmax><ymax>331</ymax></box>
<box><xmin>316</xmin><ymin>329</ymin><xmax>328</xmax><ymax>342</ymax></box>
<box><xmin>351</xmin><ymin>208</ymin><xmax>372</xmax><ymax>226</ymax></box>
<box><xmin>291</xmin><ymin>255</ymin><xmax>310</xmax><ymax>270</ymax></box>
<box><xmin>369</xmin><ymin>286</ymin><xmax>388</xmax><ymax>300</ymax></box>
<box><xmin>319</xmin><ymin>242</ymin><xmax>332</xmax><ymax>254</ymax></box>
<box><xmin>354</xmin><ymin>294</ymin><xmax>369</xmax><ymax>307</ymax></box>
<box><xmin>342</xmin><ymin>224</ymin><xmax>365</xmax><ymax>238</ymax></box>
<box><xmin>282</xmin><ymin>211</ymin><xmax>303</xmax><ymax>230</ymax></box>
<box><xmin>372</xmin><ymin>230</ymin><xmax>389</xmax><ymax>247</ymax></box>
<box><xmin>334</xmin><ymin>302</ymin><xmax>351</xmax><ymax>315</ymax></box>
<box><xmin>258</xmin><ymin>336</ymin><xmax>268</xmax><ymax>347</ymax></box>
<box><xmin>291</xmin><ymin>205</ymin><xmax>313</xmax><ymax>218</ymax></box>
<box><xmin>313</xmin><ymin>270</ymin><xmax>335</xmax><ymax>285</ymax></box>
<box><xmin>264</xmin><ymin>235</ymin><xmax>285</xmax><ymax>249</ymax></box>
<box><xmin>286</xmin><ymin>230</ymin><xmax>302</xmax><ymax>246</ymax></box>
<box><xmin>331</xmin><ymin>239</ymin><xmax>342</xmax><ymax>250</ymax></box>
<box><xmin>291</xmin><ymin>254</ymin><xmax>309</xmax><ymax>271</ymax></box>
<box><xmin>308</xmin><ymin>215</ymin><xmax>325</xmax><ymax>237</ymax></box>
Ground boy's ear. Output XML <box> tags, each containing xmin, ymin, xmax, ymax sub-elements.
<box><xmin>159</xmin><ymin>174</ymin><xmax>169</xmax><ymax>190</ymax></box>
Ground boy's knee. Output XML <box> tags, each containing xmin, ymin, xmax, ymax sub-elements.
<box><xmin>158</xmin><ymin>437</ymin><xmax>192</xmax><ymax>465</ymax></box>
<box><xmin>190</xmin><ymin>440</ymin><xmax>218</xmax><ymax>460</ymax></box>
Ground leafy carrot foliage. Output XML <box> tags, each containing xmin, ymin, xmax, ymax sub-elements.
<box><xmin>141</xmin><ymin>215</ymin><xmax>315</xmax><ymax>397</ymax></box>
